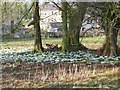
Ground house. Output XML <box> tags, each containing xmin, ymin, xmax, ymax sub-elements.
<box><xmin>40</xmin><ymin>3</ymin><xmax>62</xmax><ymax>32</ymax></box>
<box><xmin>45</xmin><ymin>22</ymin><xmax>62</xmax><ymax>38</ymax></box>
<box><xmin>27</xmin><ymin>3</ymin><xmax>62</xmax><ymax>38</ymax></box>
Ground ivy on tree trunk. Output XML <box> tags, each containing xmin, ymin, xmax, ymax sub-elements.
<box><xmin>68</xmin><ymin>2</ymin><xmax>88</xmax><ymax>51</ymax></box>
<box><xmin>61</xmin><ymin>2</ymin><xmax>69</xmax><ymax>52</ymax></box>
<box><xmin>102</xmin><ymin>23</ymin><xmax>118</xmax><ymax>56</ymax></box>
<box><xmin>62</xmin><ymin>2</ymin><xmax>88</xmax><ymax>52</ymax></box>
<box><xmin>34</xmin><ymin>2</ymin><xmax>43</xmax><ymax>52</ymax></box>
<box><xmin>100</xmin><ymin>3</ymin><xmax>119</xmax><ymax>57</ymax></box>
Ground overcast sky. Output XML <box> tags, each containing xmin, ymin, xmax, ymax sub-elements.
<box><xmin>1</xmin><ymin>0</ymin><xmax>119</xmax><ymax>2</ymax></box>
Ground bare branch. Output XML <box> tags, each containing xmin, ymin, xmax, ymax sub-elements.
<box><xmin>13</xmin><ymin>3</ymin><xmax>34</xmax><ymax>30</ymax></box>
<box><xmin>52</xmin><ymin>2</ymin><xmax>63</xmax><ymax>11</ymax></box>
<box><xmin>17</xmin><ymin>3</ymin><xmax>34</xmax><ymax>26</ymax></box>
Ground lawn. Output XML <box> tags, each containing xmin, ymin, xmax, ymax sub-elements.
<box><xmin>1</xmin><ymin>36</ymin><xmax>120</xmax><ymax>89</ymax></box>
<box><xmin>2</xmin><ymin>59</ymin><xmax>120</xmax><ymax>88</ymax></box>
<box><xmin>2</xmin><ymin>36</ymin><xmax>120</xmax><ymax>47</ymax></box>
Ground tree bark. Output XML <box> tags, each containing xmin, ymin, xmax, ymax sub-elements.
<box><xmin>61</xmin><ymin>2</ymin><xmax>70</xmax><ymax>52</ymax></box>
<box><xmin>98</xmin><ymin>3</ymin><xmax>119</xmax><ymax>57</ymax></box>
<box><xmin>102</xmin><ymin>23</ymin><xmax>118</xmax><ymax>56</ymax></box>
<box><xmin>62</xmin><ymin>2</ymin><xmax>88</xmax><ymax>52</ymax></box>
<box><xmin>34</xmin><ymin>2</ymin><xmax>43</xmax><ymax>52</ymax></box>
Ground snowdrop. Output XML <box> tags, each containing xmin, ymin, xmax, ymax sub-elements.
<box><xmin>1</xmin><ymin>49</ymin><xmax>120</xmax><ymax>64</ymax></box>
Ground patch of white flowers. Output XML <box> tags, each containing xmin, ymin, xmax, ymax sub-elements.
<box><xmin>1</xmin><ymin>50</ymin><xmax>120</xmax><ymax>64</ymax></box>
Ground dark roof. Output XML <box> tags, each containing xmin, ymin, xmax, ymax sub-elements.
<box><xmin>50</xmin><ymin>22</ymin><xmax>61</xmax><ymax>28</ymax></box>
<box><xmin>50</xmin><ymin>22</ymin><xmax>62</xmax><ymax>31</ymax></box>
<box><xmin>41</xmin><ymin>3</ymin><xmax>58</xmax><ymax>11</ymax></box>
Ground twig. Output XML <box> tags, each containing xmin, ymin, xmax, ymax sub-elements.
<box><xmin>52</xmin><ymin>2</ymin><xmax>63</xmax><ymax>11</ymax></box>
<box><xmin>14</xmin><ymin>3</ymin><xmax>34</xmax><ymax>30</ymax></box>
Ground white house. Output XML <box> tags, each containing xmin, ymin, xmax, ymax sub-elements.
<box><xmin>40</xmin><ymin>3</ymin><xmax>62</xmax><ymax>32</ymax></box>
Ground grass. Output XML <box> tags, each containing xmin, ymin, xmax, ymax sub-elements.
<box><xmin>1</xmin><ymin>36</ymin><xmax>120</xmax><ymax>51</ymax></box>
<box><xmin>81</xmin><ymin>36</ymin><xmax>105</xmax><ymax>49</ymax></box>
<box><xmin>1</xmin><ymin>36</ymin><xmax>120</xmax><ymax>89</ymax></box>
<box><xmin>0</xmin><ymin>36</ymin><xmax>103</xmax><ymax>46</ymax></box>
<box><xmin>2</xmin><ymin>61</ymin><xmax>120</xmax><ymax>88</ymax></box>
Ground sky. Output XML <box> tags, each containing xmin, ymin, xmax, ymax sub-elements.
<box><xmin>1</xmin><ymin>0</ymin><xmax>119</xmax><ymax>2</ymax></box>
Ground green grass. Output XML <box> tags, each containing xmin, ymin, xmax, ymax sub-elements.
<box><xmin>42</xmin><ymin>38</ymin><xmax>62</xmax><ymax>46</ymax></box>
<box><xmin>2</xmin><ymin>59</ymin><xmax>119</xmax><ymax>88</ymax></box>
<box><xmin>47</xmin><ymin>67</ymin><xmax>120</xmax><ymax>88</ymax></box>
<box><xmin>80</xmin><ymin>36</ymin><xmax>105</xmax><ymax>44</ymax></box>
<box><xmin>1</xmin><ymin>36</ymin><xmax>120</xmax><ymax>88</ymax></box>
<box><xmin>1</xmin><ymin>36</ymin><xmax>120</xmax><ymax>49</ymax></box>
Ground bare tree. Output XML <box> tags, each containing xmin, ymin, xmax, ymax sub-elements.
<box><xmin>33</xmin><ymin>2</ymin><xmax>43</xmax><ymax>52</ymax></box>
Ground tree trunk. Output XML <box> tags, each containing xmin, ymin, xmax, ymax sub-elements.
<box><xmin>102</xmin><ymin>23</ymin><xmax>118</xmax><ymax>56</ymax></box>
<box><xmin>62</xmin><ymin>2</ymin><xmax>88</xmax><ymax>52</ymax></box>
<box><xmin>61</xmin><ymin>2</ymin><xmax>70</xmax><ymax>52</ymax></box>
<box><xmin>68</xmin><ymin>2</ymin><xmax>88</xmax><ymax>51</ymax></box>
<box><xmin>34</xmin><ymin>2</ymin><xmax>43</xmax><ymax>52</ymax></box>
